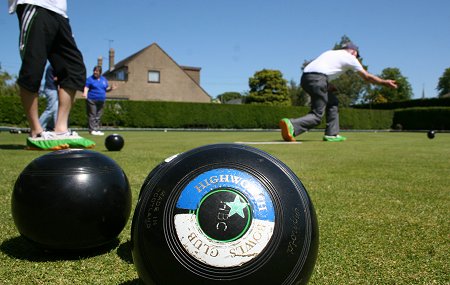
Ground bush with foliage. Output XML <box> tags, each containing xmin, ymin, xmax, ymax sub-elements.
<box><xmin>1</xmin><ymin>96</ymin><xmax>394</xmax><ymax>130</ymax></box>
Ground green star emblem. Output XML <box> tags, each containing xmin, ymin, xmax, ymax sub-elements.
<box><xmin>226</xmin><ymin>194</ymin><xmax>248</xmax><ymax>218</ymax></box>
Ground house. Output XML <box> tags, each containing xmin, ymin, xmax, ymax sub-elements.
<box><xmin>98</xmin><ymin>43</ymin><xmax>211</xmax><ymax>102</ymax></box>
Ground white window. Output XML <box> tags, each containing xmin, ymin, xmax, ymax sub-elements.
<box><xmin>148</xmin><ymin>70</ymin><xmax>160</xmax><ymax>83</ymax></box>
<box><xmin>116</xmin><ymin>70</ymin><xmax>126</xmax><ymax>81</ymax></box>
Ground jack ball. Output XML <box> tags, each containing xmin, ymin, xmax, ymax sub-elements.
<box><xmin>12</xmin><ymin>149</ymin><xmax>132</xmax><ymax>251</ymax></box>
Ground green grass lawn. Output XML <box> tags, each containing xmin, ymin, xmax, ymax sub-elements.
<box><xmin>0</xmin><ymin>130</ymin><xmax>448</xmax><ymax>284</ymax></box>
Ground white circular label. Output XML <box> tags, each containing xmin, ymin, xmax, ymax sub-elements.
<box><xmin>174</xmin><ymin>168</ymin><xmax>275</xmax><ymax>268</ymax></box>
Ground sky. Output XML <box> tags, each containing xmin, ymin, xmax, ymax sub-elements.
<box><xmin>1</xmin><ymin>0</ymin><xmax>449</xmax><ymax>99</ymax></box>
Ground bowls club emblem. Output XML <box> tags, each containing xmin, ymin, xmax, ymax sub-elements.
<box><xmin>174</xmin><ymin>168</ymin><xmax>276</xmax><ymax>267</ymax></box>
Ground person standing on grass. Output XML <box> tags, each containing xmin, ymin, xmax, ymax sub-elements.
<box><xmin>83</xmin><ymin>66</ymin><xmax>117</xmax><ymax>136</ymax></box>
<box><xmin>39</xmin><ymin>64</ymin><xmax>58</xmax><ymax>131</ymax></box>
<box><xmin>280</xmin><ymin>42</ymin><xmax>398</xmax><ymax>142</ymax></box>
<box><xmin>8</xmin><ymin>0</ymin><xmax>86</xmax><ymax>140</ymax></box>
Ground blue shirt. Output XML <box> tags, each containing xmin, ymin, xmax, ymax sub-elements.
<box><xmin>85</xmin><ymin>75</ymin><xmax>109</xmax><ymax>101</ymax></box>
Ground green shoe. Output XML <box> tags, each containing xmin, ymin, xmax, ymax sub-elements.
<box><xmin>279</xmin><ymin>118</ymin><xmax>296</xmax><ymax>142</ymax></box>
<box><xmin>323</xmin><ymin>135</ymin><xmax>347</xmax><ymax>142</ymax></box>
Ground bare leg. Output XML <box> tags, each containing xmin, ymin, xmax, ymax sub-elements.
<box><xmin>54</xmin><ymin>87</ymin><xmax>76</xmax><ymax>133</ymax></box>
<box><xmin>19</xmin><ymin>87</ymin><xmax>43</xmax><ymax>137</ymax></box>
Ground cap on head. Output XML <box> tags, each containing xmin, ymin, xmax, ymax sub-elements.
<box><xmin>341</xmin><ymin>42</ymin><xmax>361</xmax><ymax>58</ymax></box>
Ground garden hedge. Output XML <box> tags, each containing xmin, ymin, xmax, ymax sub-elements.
<box><xmin>392</xmin><ymin>107</ymin><xmax>450</xmax><ymax>130</ymax></box>
<box><xmin>0</xmin><ymin>95</ymin><xmax>407</xmax><ymax>130</ymax></box>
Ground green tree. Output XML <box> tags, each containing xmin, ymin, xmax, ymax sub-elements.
<box><xmin>437</xmin><ymin>67</ymin><xmax>450</xmax><ymax>97</ymax></box>
<box><xmin>366</xmin><ymin>68</ymin><xmax>412</xmax><ymax>102</ymax></box>
<box><xmin>330</xmin><ymin>71</ymin><xmax>368</xmax><ymax>106</ymax></box>
<box><xmin>216</xmin><ymin>92</ymin><xmax>242</xmax><ymax>103</ymax></box>
<box><xmin>0</xmin><ymin>65</ymin><xmax>18</xmax><ymax>96</ymax></box>
<box><xmin>287</xmin><ymin>79</ymin><xmax>310</xmax><ymax>106</ymax></box>
<box><xmin>246</xmin><ymin>69</ymin><xmax>290</xmax><ymax>106</ymax></box>
<box><xmin>332</xmin><ymin>35</ymin><xmax>352</xmax><ymax>50</ymax></box>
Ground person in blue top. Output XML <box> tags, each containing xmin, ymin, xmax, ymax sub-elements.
<box><xmin>83</xmin><ymin>66</ymin><xmax>117</xmax><ymax>135</ymax></box>
<box><xmin>39</xmin><ymin>64</ymin><xmax>58</xmax><ymax>131</ymax></box>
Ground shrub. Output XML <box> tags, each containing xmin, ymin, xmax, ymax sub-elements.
<box><xmin>0</xmin><ymin>96</ymin><xmax>396</xmax><ymax>130</ymax></box>
<box><xmin>392</xmin><ymin>107</ymin><xmax>450</xmax><ymax>130</ymax></box>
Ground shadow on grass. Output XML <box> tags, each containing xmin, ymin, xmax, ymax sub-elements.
<box><xmin>0</xmin><ymin>144</ymin><xmax>26</xmax><ymax>150</ymax></box>
<box><xmin>117</xmin><ymin>239</ymin><xmax>133</xmax><ymax>264</ymax></box>
<box><xmin>116</xmin><ymin>241</ymin><xmax>141</xmax><ymax>284</ymax></box>
<box><xmin>0</xmin><ymin>235</ymin><xmax>120</xmax><ymax>261</ymax></box>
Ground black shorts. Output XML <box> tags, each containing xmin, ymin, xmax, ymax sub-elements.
<box><xmin>16</xmin><ymin>4</ymin><xmax>86</xmax><ymax>93</ymax></box>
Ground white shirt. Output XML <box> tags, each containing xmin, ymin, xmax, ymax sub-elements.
<box><xmin>8</xmin><ymin>0</ymin><xmax>67</xmax><ymax>18</ymax></box>
<box><xmin>303</xmin><ymin>49</ymin><xmax>364</xmax><ymax>80</ymax></box>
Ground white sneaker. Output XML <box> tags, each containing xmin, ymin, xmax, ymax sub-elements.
<box><xmin>55</xmin><ymin>130</ymin><xmax>81</xmax><ymax>139</ymax></box>
<box><xmin>90</xmin><ymin>130</ymin><xmax>104</xmax><ymax>136</ymax></box>
<box><xmin>30</xmin><ymin>131</ymin><xmax>57</xmax><ymax>140</ymax></box>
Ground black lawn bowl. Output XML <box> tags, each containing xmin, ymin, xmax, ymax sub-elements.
<box><xmin>131</xmin><ymin>143</ymin><xmax>319</xmax><ymax>284</ymax></box>
<box><xmin>12</xmin><ymin>149</ymin><xmax>132</xmax><ymax>251</ymax></box>
<box><xmin>105</xmin><ymin>133</ymin><xmax>125</xmax><ymax>151</ymax></box>
<box><xmin>427</xmin><ymin>130</ymin><xmax>435</xmax><ymax>139</ymax></box>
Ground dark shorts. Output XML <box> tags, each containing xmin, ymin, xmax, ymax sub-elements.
<box><xmin>16</xmin><ymin>4</ymin><xmax>86</xmax><ymax>93</ymax></box>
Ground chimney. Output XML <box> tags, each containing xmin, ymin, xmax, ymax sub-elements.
<box><xmin>97</xmin><ymin>56</ymin><xmax>103</xmax><ymax>69</ymax></box>
<box><xmin>109</xmin><ymin>48</ymin><xmax>115</xmax><ymax>71</ymax></box>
